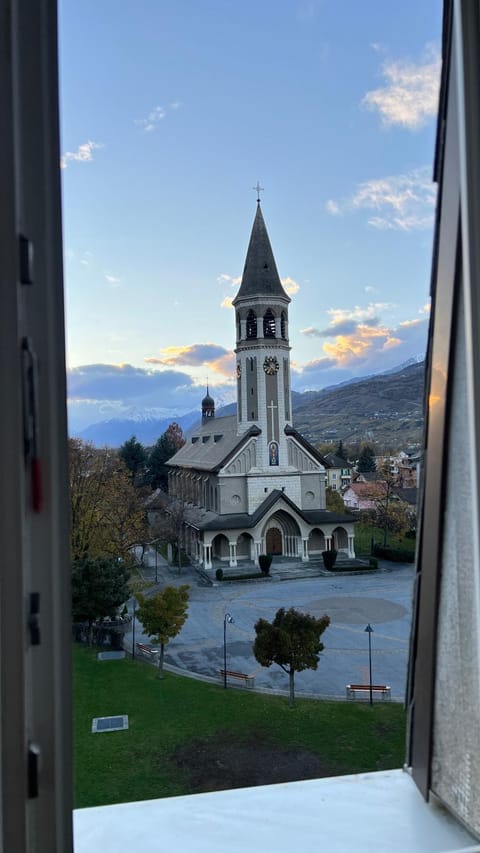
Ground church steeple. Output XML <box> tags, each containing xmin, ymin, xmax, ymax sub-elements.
<box><xmin>233</xmin><ymin>202</ymin><xmax>290</xmax><ymax>303</ymax></box>
<box><xmin>233</xmin><ymin>201</ymin><xmax>293</xmax><ymax>470</ymax></box>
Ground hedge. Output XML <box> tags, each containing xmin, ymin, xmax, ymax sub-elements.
<box><xmin>373</xmin><ymin>544</ymin><xmax>415</xmax><ymax>563</ymax></box>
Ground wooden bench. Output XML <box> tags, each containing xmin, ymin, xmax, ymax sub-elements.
<box><xmin>219</xmin><ymin>669</ymin><xmax>255</xmax><ymax>688</ymax></box>
<box><xmin>136</xmin><ymin>642</ymin><xmax>160</xmax><ymax>660</ymax></box>
<box><xmin>346</xmin><ymin>683</ymin><xmax>391</xmax><ymax>701</ymax></box>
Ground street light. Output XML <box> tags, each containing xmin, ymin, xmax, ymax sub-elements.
<box><xmin>131</xmin><ymin>596</ymin><xmax>137</xmax><ymax>659</ymax></box>
<box><xmin>364</xmin><ymin>623</ymin><xmax>374</xmax><ymax>705</ymax></box>
<box><xmin>223</xmin><ymin>612</ymin><xmax>234</xmax><ymax>689</ymax></box>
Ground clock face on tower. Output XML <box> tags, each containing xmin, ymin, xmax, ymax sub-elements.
<box><xmin>263</xmin><ymin>355</ymin><xmax>279</xmax><ymax>375</ymax></box>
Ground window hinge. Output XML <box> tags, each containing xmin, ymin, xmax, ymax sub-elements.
<box><xmin>27</xmin><ymin>741</ymin><xmax>41</xmax><ymax>798</ymax></box>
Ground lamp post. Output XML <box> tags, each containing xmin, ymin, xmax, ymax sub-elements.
<box><xmin>223</xmin><ymin>613</ymin><xmax>234</xmax><ymax>689</ymax></box>
<box><xmin>131</xmin><ymin>596</ymin><xmax>137</xmax><ymax>659</ymax></box>
<box><xmin>364</xmin><ymin>623</ymin><xmax>374</xmax><ymax>705</ymax></box>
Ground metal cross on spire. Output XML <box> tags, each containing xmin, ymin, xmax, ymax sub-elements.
<box><xmin>253</xmin><ymin>181</ymin><xmax>264</xmax><ymax>202</ymax></box>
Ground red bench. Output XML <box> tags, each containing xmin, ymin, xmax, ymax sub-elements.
<box><xmin>346</xmin><ymin>684</ymin><xmax>391</xmax><ymax>700</ymax></box>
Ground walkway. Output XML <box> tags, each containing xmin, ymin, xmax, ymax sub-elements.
<box><xmin>125</xmin><ymin>550</ymin><xmax>414</xmax><ymax>700</ymax></box>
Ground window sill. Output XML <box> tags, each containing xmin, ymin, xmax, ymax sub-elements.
<box><xmin>73</xmin><ymin>768</ymin><xmax>479</xmax><ymax>852</ymax></box>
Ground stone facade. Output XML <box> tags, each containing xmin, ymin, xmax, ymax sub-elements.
<box><xmin>167</xmin><ymin>202</ymin><xmax>356</xmax><ymax>568</ymax></box>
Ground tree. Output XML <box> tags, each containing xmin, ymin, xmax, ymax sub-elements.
<box><xmin>253</xmin><ymin>607</ymin><xmax>330</xmax><ymax>706</ymax></box>
<box><xmin>136</xmin><ymin>585</ymin><xmax>190</xmax><ymax>677</ymax></box>
<box><xmin>147</xmin><ymin>423</ymin><xmax>186</xmax><ymax>490</ymax></box>
<box><xmin>151</xmin><ymin>497</ymin><xmax>198</xmax><ymax>570</ymax></box>
<box><xmin>357</xmin><ymin>443</ymin><xmax>376</xmax><ymax>473</ymax></box>
<box><xmin>373</xmin><ymin>464</ymin><xmax>408</xmax><ymax>546</ymax></box>
<box><xmin>326</xmin><ymin>486</ymin><xmax>346</xmax><ymax>513</ymax></box>
<box><xmin>336</xmin><ymin>440</ymin><xmax>347</xmax><ymax>460</ymax></box>
<box><xmin>69</xmin><ymin>438</ymin><xmax>148</xmax><ymax>562</ymax></box>
<box><xmin>72</xmin><ymin>556</ymin><xmax>131</xmax><ymax>645</ymax></box>
<box><xmin>119</xmin><ymin>435</ymin><xmax>147</xmax><ymax>484</ymax></box>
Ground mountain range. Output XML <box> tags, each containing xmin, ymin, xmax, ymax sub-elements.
<box><xmin>75</xmin><ymin>360</ymin><xmax>426</xmax><ymax>450</ymax></box>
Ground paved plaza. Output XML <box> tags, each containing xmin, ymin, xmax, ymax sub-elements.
<box><xmin>125</xmin><ymin>551</ymin><xmax>414</xmax><ymax>701</ymax></box>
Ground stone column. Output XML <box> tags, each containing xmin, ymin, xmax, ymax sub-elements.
<box><xmin>229</xmin><ymin>542</ymin><xmax>237</xmax><ymax>568</ymax></box>
<box><xmin>254</xmin><ymin>540</ymin><xmax>262</xmax><ymax>566</ymax></box>
<box><xmin>203</xmin><ymin>543</ymin><xmax>212</xmax><ymax>569</ymax></box>
<box><xmin>302</xmin><ymin>537</ymin><xmax>309</xmax><ymax>561</ymax></box>
<box><xmin>325</xmin><ymin>535</ymin><xmax>333</xmax><ymax>551</ymax></box>
<box><xmin>348</xmin><ymin>535</ymin><xmax>355</xmax><ymax>558</ymax></box>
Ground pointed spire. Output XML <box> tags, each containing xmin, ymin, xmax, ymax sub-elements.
<box><xmin>233</xmin><ymin>204</ymin><xmax>290</xmax><ymax>303</ymax></box>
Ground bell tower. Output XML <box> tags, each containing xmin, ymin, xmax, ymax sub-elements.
<box><xmin>232</xmin><ymin>199</ymin><xmax>293</xmax><ymax>471</ymax></box>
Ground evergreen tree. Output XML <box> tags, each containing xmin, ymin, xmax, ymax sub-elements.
<box><xmin>119</xmin><ymin>435</ymin><xmax>147</xmax><ymax>483</ymax></box>
<box><xmin>336</xmin><ymin>440</ymin><xmax>347</xmax><ymax>460</ymax></box>
<box><xmin>357</xmin><ymin>443</ymin><xmax>376</xmax><ymax>473</ymax></box>
<box><xmin>72</xmin><ymin>556</ymin><xmax>131</xmax><ymax>646</ymax></box>
<box><xmin>147</xmin><ymin>423</ymin><xmax>185</xmax><ymax>490</ymax></box>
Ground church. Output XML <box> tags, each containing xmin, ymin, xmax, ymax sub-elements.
<box><xmin>166</xmin><ymin>200</ymin><xmax>356</xmax><ymax>570</ymax></box>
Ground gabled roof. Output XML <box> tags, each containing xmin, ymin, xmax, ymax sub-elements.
<box><xmin>344</xmin><ymin>482</ymin><xmax>385</xmax><ymax>499</ymax></box>
<box><xmin>192</xmin><ymin>489</ymin><xmax>355</xmax><ymax>531</ymax></box>
<box><xmin>324</xmin><ymin>453</ymin><xmax>353</xmax><ymax>469</ymax></box>
<box><xmin>233</xmin><ymin>203</ymin><xmax>290</xmax><ymax>303</ymax></box>
<box><xmin>284</xmin><ymin>424</ymin><xmax>328</xmax><ymax>468</ymax></box>
<box><xmin>166</xmin><ymin>414</ymin><xmax>260</xmax><ymax>473</ymax></box>
<box><xmin>394</xmin><ymin>487</ymin><xmax>418</xmax><ymax>505</ymax></box>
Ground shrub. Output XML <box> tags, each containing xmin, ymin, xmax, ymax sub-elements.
<box><xmin>215</xmin><ymin>568</ymin><xmax>224</xmax><ymax>581</ymax></box>
<box><xmin>259</xmin><ymin>554</ymin><xmax>272</xmax><ymax>574</ymax></box>
<box><xmin>322</xmin><ymin>549</ymin><xmax>338</xmax><ymax>570</ymax></box>
<box><xmin>369</xmin><ymin>557</ymin><xmax>378</xmax><ymax>569</ymax></box>
<box><xmin>373</xmin><ymin>544</ymin><xmax>415</xmax><ymax>563</ymax></box>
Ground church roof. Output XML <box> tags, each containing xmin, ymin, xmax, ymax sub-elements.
<box><xmin>190</xmin><ymin>489</ymin><xmax>356</xmax><ymax>531</ymax></box>
<box><xmin>233</xmin><ymin>203</ymin><xmax>290</xmax><ymax>303</ymax></box>
<box><xmin>166</xmin><ymin>414</ymin><xmax>260</xmax><ymax>473</ymax></box>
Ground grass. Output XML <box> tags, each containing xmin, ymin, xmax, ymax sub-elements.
<box><xmin>354</xmin><ymin>522</ymin><xmax>416</xmax><ymax>557</ymax></box>
<box><xmin>73</xmin><ymin>645</ymin><xmax>406</xmax><ymax>809</ymax></box>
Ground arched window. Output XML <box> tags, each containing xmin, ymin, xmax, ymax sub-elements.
<box><xmin>246</xmin><ymin>310</ymin><xmax>257</xmax><ymax>338</ymax></box>
<box><xmin>236</xmin><ymin>312</ymin><xmax>241</xmax><ymax>340</ymax></box>
<box><xmin>263</xmin><ymin>309</ymin><xmax>276</xmax><ymax>338</ymax></box>
<box><xmin>281</xmin><ymin>311</ymin><xmax>287</xmax><ymax>339</ymax></box>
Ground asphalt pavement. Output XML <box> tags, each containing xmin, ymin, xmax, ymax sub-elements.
<box><xmin>125</xmin><ymin>547</ymin><xmax>414</xmax><ymax>701</ymax></box>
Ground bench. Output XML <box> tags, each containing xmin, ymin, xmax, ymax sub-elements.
<box><xmin>136</xmin><ymin>642</ymin><xmax>160</xmax><ymax>660</ymax></box>
<box><xmin>346</xmin><ymin>684</ymin><xmax>391</xmax><ymax>701</ymax></box>
<box><xmin>219</xmin><ymin>669</ymin><xmax>255</xmax><ymax>688</ymax></box>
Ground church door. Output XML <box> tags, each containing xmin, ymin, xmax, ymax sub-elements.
<box><xmin>266</xmin><ymin>527</ymin><xmax>282</xmax><ymax>555</ymax></box>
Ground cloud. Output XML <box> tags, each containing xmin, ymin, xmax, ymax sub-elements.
<box><xmin>326</xmin><ymin>166</ymin><xmax>436</xmax><ymax>231</ymax></box>
<box><xmin>66</xmin><ymin>362</ymin><xmax>236</xmax><ymax>432</ymax></box>
<box><xmin>301</xmin><ymin>303</ymin><xmax>392</xmax><ymax>338</ymax></box>
<box><xmin>326</xmin><ymin>199</ymin><xmax>340</xmax><ymax>215</ymax></box>
<box><xmin>145</xmin><ymin>343</ymin><xmax>235</xmax><ymax>379</ymax></box>
<box><xmin>218</xmin><ymin>273</ymin><xmax>241</xmax><ymax>287</ymax></box>
<box><xmin>61</xmin><ymin>140</ymin><xmax>104</xmax><ymax>169</ymax></box>
<box><xmin>295</xmin><ymin>311</ymin><xmax>429</xmax><ymax>391</ymax></box>
<box><xmin>221</xmin><ymin>296</ymin><xmax>234</xmax><ymax>309</ymax></box>
<box><xmin>362</xmin><ymin>44</ymin><xmax>441</xmax><ymax>130</ymax></box>
<box><xmin>282</xmin><ymin>276</ymin><xmax>300</xmax><ymax>295</ymax></box>
<box><xmin>419</xmin><ymin>301</ymin><xmax>431</xmax><ymax>314</ymax></box>
<box><xmin>365</xmin><ymin>285</ymin><xmax>378</xmax><ymax>294</ymax></box>
<box><xmin>134</xmin><ymin>102</ymin><xmax>179</xmax><ymax>132</ymax></box>
<box><xmin>104</xmin><ymin>273</ymin><xmax>122</xmax><ymax>287</ymax></box>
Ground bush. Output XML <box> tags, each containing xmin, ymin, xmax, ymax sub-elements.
<box><xmin>322</xmin><ymin>549</ymin><xmax>338</xmax><ymax>570</ymax></box>
<box><xmin>369</xmin><ymin>557</ymin><xmax>378</xmax><ymax>569</ymax></box>
<box><xmin>259</xmin><ymin>554</ymin><xmax>272</xmax><ymax>574</ymax></box>
<box><xmin>221</xmin><ymin>572</ymin><xmax>268</xmax><ymax>582</ymax></box>
<box><xmin>373</xmin><ymin>544</ymin><xmax>415</xmax><ymax>563</ymax></box>
<box><xmin>215</xmin><ymin>568</ymin><xmax>224</xmax><ymax>581</ymax></box>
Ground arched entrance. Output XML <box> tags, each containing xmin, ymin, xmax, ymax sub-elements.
<box><xmin>237</xmin><ymin>532</ymin><xmax>254</xmax><ymax>560</ymax></box>
<box><xmin>266</xmin><ymin>527</ymin><xmax>282</xmax><ymax>555</ymax></box>
<box><xmin>263</xmin><ymin>510</ymin><xmax>302</xmax><ymax>558</ymax></box>
<box><xmin>308</xmin><ymin>527</ymin><xmax>325</xmax><ymax>556</ymax></box>
<box><xmin>212</xmin><ymin>533</ymin><xmax>230</xmax><ymax>561</ymax></box>
<box><xmin>333</xmin><ymin>526</ymin><xmax>348</xmax><ymax>554</ymax></box>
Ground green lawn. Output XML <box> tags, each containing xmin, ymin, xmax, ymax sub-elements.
<box><xmin>354</xmin><ymin>522</ymin><xmax>416</xmax><ymax>556</ymax></box>
<box><xmin>74</xmin><ymin>645</ymin><xmax>406</xmax><ymax>809</ymax></box>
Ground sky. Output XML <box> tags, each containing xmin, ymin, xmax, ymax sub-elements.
<box><xmin>59</xmin><ymin>1</ymin><xmax>442</xmax><ymax>433</ymax></box>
